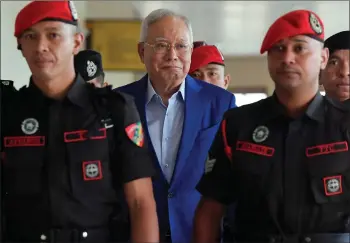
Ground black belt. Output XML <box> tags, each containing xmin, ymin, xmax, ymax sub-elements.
<box><xmin>234</xmin><ymin>233</ymin><xmax>350</xmax><ymax>243</ymax></box>
<box><xmin>42</xmin><ymin>228</ymin><xmax>110</xmax><ymax>243</ymax></box>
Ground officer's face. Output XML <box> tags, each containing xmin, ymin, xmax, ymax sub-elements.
<box><xmin>267</xmin><ymin>35</ymin><xmax>328</xmax><ymax>91</ymax></box>
<box><xmin>320</xmin><ymin>49</ymin><xmax>350</xmax><ymax>101</ymax></box>
<box><xmin>138</xmin><ymin>16</ymin><xmax>193</xmax><ymax>84</ymax></box>
<box><xmin>190</xmin><ymin>64</ymin><xmax>230</xmax><ymax>89</ymax></box>
<box><xmin>19</xmin><ymin>21</ymin><xmax>83</xmax><ymax>82</ymax></box>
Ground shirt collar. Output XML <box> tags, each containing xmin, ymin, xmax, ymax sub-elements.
<box><xmin>27</xmin><ymin>74</ymin><xmax>90</xmax><ymax>108</ymax></box>
<box><xmin>263</xmin><ymin>91</ymin><xmax>325</xmax><ymax>122</ymax></box>
<box><xmin>146</xmin><ymin>78</ymin><xmax>185</xmax><ymax>104</ymax></box>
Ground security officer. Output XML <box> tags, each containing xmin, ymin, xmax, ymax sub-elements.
<box><xmin>193</xmin><ymin>10</ymin><xmax>350</xmax><ymax>243</ymax></box>
<box><xmin>1</xmin><ymin>1</ymin><xmax>159</xmax><ymax>242</ymax></box>
<box><xmin>189</xmin><ymin>45</ymin><xmax>231</xmax><ymax>89</ymax></box>
<box><xmin>74</xmin><ymin>49</ymin><xmax>108</xmax><ymax>88</ymax></box>
<box><xmin>320</xmin><ymin>31</ymin><xmax>350</xmax><ymax>102</ymax></box>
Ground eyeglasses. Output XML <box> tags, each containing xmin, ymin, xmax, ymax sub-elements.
<box><xmin>144</xmin><ymin>42</ymin><xmax>192</xmax><ymax>55</ymax></box>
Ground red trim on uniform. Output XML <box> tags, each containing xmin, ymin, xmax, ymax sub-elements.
<box><xmin>64</xmin><ymin>130</ymin><xmax>88</xmax><ymax>143</ymax></box>
<box><xmin>306</xmin><ymin>141</ymin><xmax>348</xmax><ymax>157</ymax></box>
<box><xmin>221</xmin><ymin>119</ymin><xmax>232</xmax><ymax>160</ymax></box>
<box><xmin>323</xmin><ymin>175</ymin><xmax>343</xmax><ymax>196</ymax></box>
<box><xmin>1</xmin><ymin>152</ymin><xmax>6</xmax><ymax>162</ymax></box>
<box><xmin>89</xmin><ymin>128</ymin><xmax>107</xmax><ymax>140</ymax></box>
<box><xmin>4</xmin><ymin>136</ymin><xmax>45</xmax><ymax>147</ymax></box>
<box><xmin>82</xmin><ymin>160</ymin><xmax>103</xmax><ymax>181</ymax></box>
<box><xmin>236</xmin><ymin>141</ymin><xmax>275</xmax><ymax>157</ymax></box>
<box><xmin>64</xmin><ymin>129</ymin><xmax>107</xmax><ymax>143</ymax></box>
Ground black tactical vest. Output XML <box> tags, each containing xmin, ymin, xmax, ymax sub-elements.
<box><xmin>1</xmin><ymin>84</ymin><xmax>127</xmax><ymax>241</ymax></box>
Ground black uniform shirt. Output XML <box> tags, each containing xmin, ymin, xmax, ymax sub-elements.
<box><xmin>197</xmin><ymin>93</ymin><xmax>350</xmax><ymax>238</ymax></box>
<box><xmin>1</xmin><ymin>76</ymin><xmax>156</xmax><ymax>238</ymax></box>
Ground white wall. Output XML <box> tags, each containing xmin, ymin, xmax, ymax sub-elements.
<box><xmin>1</xmin><ymin>1</ymin><xmax>31</xmax><ymax>89</ymax></box>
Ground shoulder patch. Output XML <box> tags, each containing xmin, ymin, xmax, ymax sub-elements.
<box><xmin>125</xmin><ymin>121</ymin><xmax>144</xmax><ymax>147</ymax></box>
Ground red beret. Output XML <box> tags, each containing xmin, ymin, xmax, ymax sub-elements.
<box><xmin>14</xmin><ymin>0</ymin><xmax>78</xmax><ymax>38</ymax></box>
<box><xmin>189</xmin><ymin>45</ymin><xmax>225</xmax><ymax>74</ymax></box>
<box><xmin>260</xmin><ymin>10</ymin><xmax>324</xmax><ymax>54</ymax></box>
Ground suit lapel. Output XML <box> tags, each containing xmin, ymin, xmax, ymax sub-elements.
<box><xmin>171</xmin><ymin>76</ymin><xmax>204</xmax><ymax>185</ymax></box>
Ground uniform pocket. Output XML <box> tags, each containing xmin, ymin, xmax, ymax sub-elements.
<box><xmin>64</xmin><ymin>131</ymin><xmax>116</xmax><ymax>202</ymax></box>
<box><xmin>306</xmin><ymin>141</ymin><xmax>350</xmax><ymax>204</ymax></box>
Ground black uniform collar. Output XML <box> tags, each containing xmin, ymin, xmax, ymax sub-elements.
<box><xmin>27</xmin><ymin>74</ymin><xmax>90</xmax><ymax>108</ymax></box>
<box><xmin>264</xmin><ymin>91</ymin><xmax>324</xmax><ymax>122</ymax></box>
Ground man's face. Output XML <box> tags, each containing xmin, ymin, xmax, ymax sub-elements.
<box><xmin>138</xmin><ymin>16</ymin><xmax>192</xmax><ymax>83</ymax></box>
<box><xmin>320</xmin><ymin>49</ymin><xmax>350</xmax><ymax>101</ymax></box>
<box><xmin>19</xmin><ymin>21</ymin><xmax>83</xmax><ymax>81</ymax></box>
<box><xmin>190</xmin><ymin>64</ymin><xmax>230</xmax><ymax>89</ymax></box>
<box><xmin>267</xmin><ymin>35</ymin><xmax>328</xmax><ymax>91</ymax></box>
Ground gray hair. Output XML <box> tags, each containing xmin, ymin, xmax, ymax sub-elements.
<box><xmin>139</xmin><ymin>9</ymin><xmax>193</xmax><ymax>44</ymax></box>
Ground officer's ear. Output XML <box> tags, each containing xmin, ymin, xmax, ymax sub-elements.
<box><xmin>224</xmin><ymin>73</ymin><xmax>231</xmax><ymax>90</ymax></box>
<box><xmin>138</xmin><ymin>42</ymin><xmax>145</xmax><ymax>64</ymax></box>
<box><xmin>72</xmin><ymin>25</ymin><xmax>85</xmax><ymax>55</ymax></box>
<box><xmin>320</xmin><ymin>47</ymin><xmax>329</xmax><ymax>70</ymax></box>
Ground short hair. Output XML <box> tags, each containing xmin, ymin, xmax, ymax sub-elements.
<box><xmin>139</xmin><ymin>9</ymin><xmax>193</xmax><ymax>43</ymax></box>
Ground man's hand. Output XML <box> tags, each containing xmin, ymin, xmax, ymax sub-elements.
<box><xmin>124</xmin><ymin>177</ymin><xmax>159</xmax><ymax>242</ymax></box>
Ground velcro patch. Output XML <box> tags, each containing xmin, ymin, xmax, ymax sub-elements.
<box><xmin>323</xmin><ymin>175</ymin><xmax>342</xmax><ymax>196</ymax></box>
<box><xmin>306</xmin><ymin>141</ymin><xmax>348</xmax><ymax>157</ymax></box>
<box><xmin>236</xmin><ymin>141</ymin><xmax>275</xmax><ymax>157</ymax></box>
<box><xmin>125</xmin><ymin>122</ymin><xmax>144</xmax><ymax>147</ymax></box>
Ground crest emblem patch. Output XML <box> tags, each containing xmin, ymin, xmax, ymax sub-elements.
<box><xmin>252</xmin><ymin>125</ymin><xmax>269</xmax><ymax>143</ymax></box>
<box><xmin>68</xmin><ymin>1</ymin><xmax>78</xmax><ymax>21</ymax></box>
<box><xmin>86</xmin><ymin>60</ymin><xmax>97</xmax><ymax>77</ymax></box>
<box><xmin>309</xmin><ymin>12</ymin><xmax>323</xmax><ymax>34</ymax></box>
<box><xmin>125</xmin><ymin>122</ymin><xmax>144</xmax><ymax>147</ymax></box>
<box><xmin>323</xmin><ymin>175</ymin><xmax>342</xmax><ymax>196</ymax></box>
<box><xmin>21</xmin><ymin>118</ymin><xmax>39</xmax><ymax>135</ymax></box>
<box><xmin>83</xmin><ymin>161</ymin><xmax>103</xmax><ymax>181</ymax></box>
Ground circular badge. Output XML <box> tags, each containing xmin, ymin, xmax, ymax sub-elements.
<box><xmin>85</xmin><ymin>164</ymin><xmax>99</xmax><ymax>178</ymax></box>
<box><xmin>68</xmin><ymin>1</ymin><xmax>79</xmax><ymax>21</ymax></box>
<box><xmin>309</xmin><ymin>12</ymin><xmax>323</xmax><ymax>35</ymax></box>
<box><xmin>252</xmin><ymin>125</ymin><xmax>269</xmax><ymax>143</ymax></box>
<box><xmin>21</xmin><ymin>118</ymin><xmax>39</xmax><ymax>135</ymax></box>
<box><xmin>327</xmin><ymin>178</ymin><xmax>340</xmax><ymax>193</ymax></box>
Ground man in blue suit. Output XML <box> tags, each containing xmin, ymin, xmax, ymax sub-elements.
<box><xmin>116</xmin><ymin>8</ymin><xmax>236</xmax><ymax>243</ymax></box>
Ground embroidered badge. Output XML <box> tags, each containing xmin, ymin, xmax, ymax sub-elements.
<box><xmin>125</xmin><ymin>122</ymin><xmax>144</xmax><ymax>147</ymax></box>
<box><xmin>68</xmin><ymin>1</ymin><xmax>78</xmax><ymax>20</ymax></box>
<box><xmin>82</xmin><ymin>161</ymin><xmax>103</xmax><ymax>181</ymax></box>
<box><xmin>323</xmin><ymin>175</ymin><xmax>342</xmax><ymax>196</ymax></box>
<box><xmin>86</xmin><ymin>60</ymin><xmax>97</xmax><ymax>77</ymax></box>
<box><xmin>21</xmin><ymin>118</ymin><xmax>39</xmax><ymax>135</ymax></box>
<box><xmin>309</xmin><ymin>12</ymin><xmax>323</xmax><ymax>35</ymax></box>
<box><xmin>252</xmin><ymin>125</ymin><xmax>269</xmax><ymax>143</ymax></box>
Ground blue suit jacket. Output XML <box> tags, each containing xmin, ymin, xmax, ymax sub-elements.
<box><xmin>115</xmin><ymin>74</ymin><xmax>236</xmax><ymax>243</ymax></box>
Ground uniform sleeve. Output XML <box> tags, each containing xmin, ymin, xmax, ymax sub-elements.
<box><xmin>113</xmin><ymin>93</ymin><xmax>156</xmax><ymax>184</ymax></box>
<box><xmin>196</xmin><ymin>117</ymin><xmax>236</xmax><ymax>205</ymax></box>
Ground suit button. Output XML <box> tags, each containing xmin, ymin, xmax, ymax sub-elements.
<box><xmin>168</xmin><ymin>192</ymin><xmax>174</xmax><ymax>198</ymax></box>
